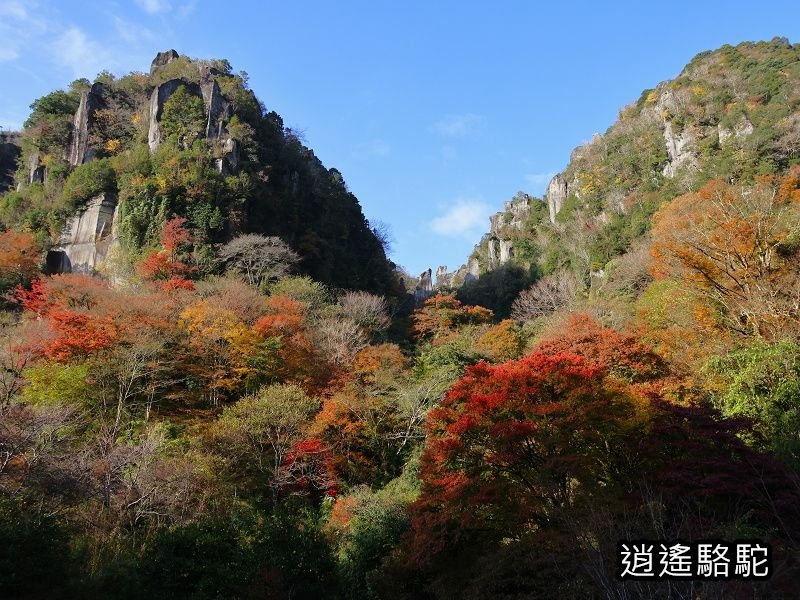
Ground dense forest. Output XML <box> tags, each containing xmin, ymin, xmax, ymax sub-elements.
<box><xmin>2</xmin><ymin>40</ymin><xmax>800</xmax><ymax>599</ymax></box>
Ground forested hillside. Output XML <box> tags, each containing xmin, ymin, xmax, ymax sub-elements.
<box><xmin>0</xmin><ymin>51</ymin><xmax>395</xmax><ymax>294</ymax></box>
<box><xmin>456</xmin><ymin>37</ymin><xmax>800</xmax><ymax>316</ymax></box>
<box><xmin>2</xmin><ymin>40</ymin><xmax>800</xmax><ymax>599</ymax></box>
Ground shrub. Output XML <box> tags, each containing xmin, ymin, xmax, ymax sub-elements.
<box><xmin>61</xmin><ymin>158</ymin><xmax>116</xmax><ymax>208</ymax></box>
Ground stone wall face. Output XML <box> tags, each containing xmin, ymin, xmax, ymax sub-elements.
<box><xmin>53</xmin><ymin>192</ymin><xmax>119</xmax><ymax>274</ymax></box>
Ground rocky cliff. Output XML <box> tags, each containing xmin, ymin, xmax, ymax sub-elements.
<box><xmin>3</xmin><ymin>50</ymin><xmax>395</xmax><ymax>293</ymax></box>
<box><xmin>431</xmin><ymin>192</ymin><xmax>540</xmax><ymax>289</ymax></box>
<box><xmin>53</xmin><ymin>52</ymin><xmax>239</xmax><ymax>275</ymax></box>
<box><xmin>67</xmin><ymin>83</ymin><xmax>104</xmax><ymax>167</ymax></box>
<box><xmin>46</xmin><ymin>192</ymin><xmax>118</xmax><ymax>274</ymax></box>
<box><xmin>443</xmin><ymin>38</ymin><xmax>800</xmax><ymax>283</ymax></box>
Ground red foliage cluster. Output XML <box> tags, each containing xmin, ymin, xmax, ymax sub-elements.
<box><xmin>406</xmin><ymin>335</ymin><xmax>800</xmax><ymax>569</ymax></box>
<box><xmin>136</xmin><ymin>217</ymin><xmax>196</xmax><ymax>289</ymax></box>
<box><xmin>15</xmin><ymin>276</ymin><xmax>119</xmax><ymax>361</ymax></box>
<box><xmin>411</xmin><ymin>350</ymin><xmax>633</xmax><ymax>558</ymax></box>
<box><xmin>14</xmin><ymin>274</ymin><xmax>179</xmax><ymax>363</ymax></box>
<box><xmin>254</xmin><ymin>296</ymin><xmax>306</xmax><ymax>337</ymax></box>
<box><xmin>279</xmin><ymin>437</ymin><xmax>339</xmax><ymax>498</ymax></box>
<box><xmin>254</xmin><ymin>295</ymin><xmax>329</xmax><ymax>388</ymax></box>
<box><xmin>160</xmin><ymin>216</ymin><xmax>192</xmax><ymax>256</ymax></box>
<box><xmin>533</xmin><ymin>312</ymin><xmax>667</xmax><ymax>383</ymax></box>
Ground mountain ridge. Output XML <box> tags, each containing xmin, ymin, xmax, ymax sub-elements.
<box><xmin>0</xmin><ymin>50</ymin><xmax>397</xmax><ymax>294</ymax></box>
<box><xmin>421</xmin><ymin>37</ymin><xmax>800</xmax><ymax>311</ymax></box>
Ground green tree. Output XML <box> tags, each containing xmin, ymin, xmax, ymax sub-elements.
<box><xmin>61</xmin><ymin>158</ymin><xmax>116</xmax><ymax>208</ymax></box>
<box><xmin>213</xmin><ymin>383</ymin><xmax>320</xmax><ymax>503</ymax></box>
<box><xmin>706</xmin><ymin>340</ymin><xmax>800</xmax><ymax>468</ymax></box>
<box><xmin>160</xmin><ymin>86</ymin><xmax>205</xmax><ymax>148</ymax></box>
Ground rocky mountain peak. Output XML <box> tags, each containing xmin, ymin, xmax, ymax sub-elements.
<box><xmin>150</xmin><ymin>49</ymin><xmax>180</xmax><ymax>75</ymax></box>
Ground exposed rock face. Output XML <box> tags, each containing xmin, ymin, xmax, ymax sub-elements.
<box><xmin>467</xmin><ymin>257</ymin><xmax>480</xmax><ymax>279</ymax></box>
<box><xmin>450</xmin><ymin>258</ymin><xmax>480</xmax><ymax>286</ymax></box>
<box><xmin>487</xmin><ymin>238</ymin><xmax>499</xmax><ymax>270</ymax></box>
<box><xmin>0</xmin><ymin>131</ymin><xmax>20</xmax><ymax>193</ymax></box>
<box><xmin>200</xmin><ymin>77</ymin><xmax>232</xmax><ymax>140</ymax></box>
<box><xmin>219</xmin><ymin>138</ymin><xmax>239</xmax><ymax>174</ymax></box>
<box><xmin>27</xmin><ymin>151</ymin><xmax>45</xmax><ymax>185</ymax></box>
<box><xmin>499</xmin><ymin>240</ymin><xmax>514</xmax><ymax>263</ymax></box>
<box><xmin>147</xmin><ymin>70</ymin><xmax>238</xmax><ymax>172</ymax></box>
<box><xmin>150</xmin><ymin>49</ymin><xmax>179</xmax><ymax>75</ymax></box>
<box><xmin>436</xmin><ymin>192</ymin><xmax>540</xmax><ymax>286</ymax></box>
<box><xmin>545</xmin><ymin>173</ymin><xmax>568</xmax><ymax>223</ymax></box>
<box><xmin>198</xmin><ymin>76</ymin><xmax>238</xmax><ymax>173</ymax></box>
<box><xmin>507</xmin><ymin>195</ymin><xmax>531</xmax><ymax>230</ymax></box>
<box><xmin>652</xmin><ymin>87</ymin><xmax>698</xmax><ymax>178</ymax></box>
<box><xmin>49</xmin><ymin>192</ymin><xmax>119</xmax><ymax>274</ymax></box>
<box><xmin>661</xmin><ymin>121</ymin><xmax>696</xmax><ymax>177</ymax></box>
<box><xmin>718</xmin><ymin>115</ymin><xmax>754</xmax><ymax>146</ymax></box>
<box><xmin>485</xmin><ymin>238</ymin><xmax>514</xmax><ymax>268</ymax></box>
<box><xmin>68</xmin><ymin>83</ymin><xmax>104</xmax><ymax>167</ymax></box>
<box><xmin>148</xmin><ymin>79</ymin><xmax>203</xmax><ymax>152</ymax></box>
<box><xmin>415</xmin><ymin>268</ymin><xmax>433</xmax><ymax>301</ymax></box>
<box><xmin>435</xmin><ymin>265</ymin><xmax>450</xmax><ymax>287</ymax></box>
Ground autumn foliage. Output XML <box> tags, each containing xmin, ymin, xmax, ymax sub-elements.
<box><xmin>136</xmin><ymin>217</ymin><xmax>196</xmax><ymax>289</ymax></box>
<box><xmin>14</xmin><ymin>276</ymin><xmax>118</xmax><ymax>361</ymax></box>
<box><xmin>254</xmin><ymin>295</ymin><xmax>327</xmax><ymax>388</ymax></box>
<box><xmin>533</xmin><ymin>312</ymin><xmax>667</xmax><ymax>384</ymax></box>
<box><xmin>410</xmin><ymin>351</ymin><xmax>639</xmax><ymax>558</ymax></box>
<box><xmin>397</xmin><ymin>342</ymin><xmax>800</xmax><ymax>595</ymax></box>
<box><xmin>0</xmin><ymin>231</ymin><xmax>41</xmax><ymax>292</ymax></box>
<box><xmin>651</xmin><ymin>173</ymin><xmax>800</xmax><ymax>338</ymax></box>
<box><xmin>412</xmin><ymin>293</ymin><xmax>493</xmax><ymax>342</ymax></box>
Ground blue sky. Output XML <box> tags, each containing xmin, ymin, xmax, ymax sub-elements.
<box><xmin>1</xmin><ymin>1</ymin><xmax>798</xmax><ymax>274</ymax></box>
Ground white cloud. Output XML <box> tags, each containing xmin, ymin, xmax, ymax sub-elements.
<box><xmin>0</xmin><ymin>0</ymin><xmax>44</xmax><ymax>63</ymax></box>
<box><xmin>0</xmin><ymin>47</ymin><xmax>19</xmax><ymax>62</ymax></box>
<box><xmin>52</xmin><ymin>26</ymin><xmax>108</xmax><ymax>77</ymax></box>
<box><xmin>134</xmin><ymin>0</ymin><xmax>171</xmax><ymax>14</ymax></box>
<box><xmin>432</xmin><ymin>113</ymin><xmax>485</xmax><ymax>137</ymax></box>
<box><xmin>352</xmin><ymin>138</ymin><xmax>390</xmax><ymax>159</ymax></box>
<box><xmin>113</xmin><ymin>16</ymin><xmax>154</xmax><ymax>44</ymax></box>
<box><xmin>524</xmin><ymin>171</ymin><xmax>556</xmax><ymax>194</ymax></box>
<box><xmin>429</xmin><ymin>199</ymin><xmax>492</xmax><ymax>238</ymax></box>
<box><xmin>0</xmin><ymin>0</ymin><xmax>28</xmax><ymax>20</ymax></box>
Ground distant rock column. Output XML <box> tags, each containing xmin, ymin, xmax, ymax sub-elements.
<box><xmin>27</xmin><ymin>152</ymin><xmax>45</xmax><ymax>185</ymax></box>
<box><xmin>68</xmin><ymin>90</ymin><xmax>91</xmax><ymax>166</ymax></box>
<box><xmin>67</xmin><ymin>83</ymin><xmax>104</xmax><ymax>167</ymax></box>
<box><xmin>150</xmin><ymin>49</ymin><xmax>179</xmax><ymax>75</ymax></box>
<box><xmin>435</xmin><ymin>265</ymin><xmax>450</xmax><ymax>288</ymax></box>
<box><xmin>415</xmin><ymin>268</ymin><xmax>434</xmax><ymax>301</ymax></box>
<box><xmin>545</xmin><ymin>173</ymin><xmax>568</xmax><ymax>223</ymax></box>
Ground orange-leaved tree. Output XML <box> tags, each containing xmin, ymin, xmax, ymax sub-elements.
<box><xmin>476</xmin><ymin>319</ymin><xmax>523</xmax><ymax>362</ymax></box>
<box><xmin>15</xmin><ymin>275</ymin><xmax>118</xmax><ymax>361</ymax></box>
<box><xmin>533</xmin><ymin>312</ymin><xmax>668</xmax><ymax>384</ymax></box>
<box><xmin>408</xmin><ymin>351</ymin><xmax>640</xmax><ymax>561</ymax></box>
<box><xmin>412</xmin><ymin>293</ymin><xmax>493</xmax><ymax>343</ymax></box>
<box><xmin>0</xmin><ymin>231</ymin><xmax>41</xmax><ymax>293</ymax></box>
<box><xmin>650</xmin><ymin>172</ymin><xmax>800</xmax><ymax>338</ymax></box>
<box><xmin>254</xmin><ymin>295</ymin><xmax>327</xmax><ymax>388</ymax></box>
<box><xmin>179</xmin><ymin>299</ymin><xmax>267</xmax><ymax>403</ymax></box>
